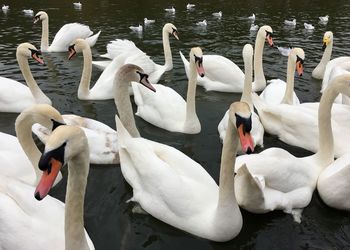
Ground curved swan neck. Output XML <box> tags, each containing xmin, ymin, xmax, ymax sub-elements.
<box><xmin>218</xmin><ymin>120</ymin><xmax>239</xmax><ymax>209</ymax></box>
<box><xmin>319</xmin><ymin>42</ymin><xmax>333</xmax><ymax>67</ymax></box>
<box><xmin>16</xmin><ymin>53</ymin><xmax>50</xmax><ymax>104</ymax></box>
<box><xmin>162</xmin><ymin>28</ymin><xmax>173</xmax><ymax>70</ymax></box>
<box><xmin>15</xmin><ymin>114</ymin><xmax>42</xmax><ymax>184</ymax></box>
<box><xmin>114</xmin><ymin>76</ymin><xmax>140</xmax><ymax>137</ymax></box>
<box><xmin>241</xmin><ymin>52</ymin><xmax>253</xmax><ymax>110</ymax></box>
<box><xmin>65</xmin><ymin>149</ymin><xmax>90</xmax><ymax>250</ymax></box>
<box><xmin>281</xmin><ymin>56</ymin><xmax>296</xmax><ymax>104</ymax></box>
<box><xmin>253</xmin><ymin>35</ymin><xmax>266</xmax><ymax>90</ymax></box>
<box><xmin>40</xmin><ymin>17</ymin><xmax>49</xmax><ymax>52</ymax></box>
<box><xmin>184</xmin><ymin>59</ymin><xmax>199</xmax><ymax>128</ymax></box>
<box><xmin>78</xmin><ymin>46</ymin><xmax>92</xmax><ymax>99</ymax></box>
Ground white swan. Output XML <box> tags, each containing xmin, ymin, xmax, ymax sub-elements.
<box><xmin>144</xmin><ymin>18</ymin><xmax>155</xmax><ymax>25</ymax></box>
<box><xmin>304</xmin><ymin>22</ymin><xmax>314</xmax><ymax>30</ymax></box>
<box><xmin>22</xmin><ymin>9</ymin><xmax>33</xmax><ymax>15</ymax></box>
<box><xmin>0</xmin><ymin>125</ymin><xmax>94</xmax><ymax>250</ymax></box>
<box><xmin>2</xmin><ymin>4</ymin><xmax>9</xmax><ymax>11</ymax></box>
<box><xmin>32</xmin><ymin>64</ymin><xmax>155</xmax><ymax>164</ymax></box>
<box><xmin>0</xmin><ymin>104</ymin><xmax>64</xmax><ymax>186</ymax></box>
<box><xmin>235</xmin><ymin>74</ymin><xmax>350</xmax><ymax>222</ymax></box>
<box><xmin>259</xmin><ymin>48</ymin><xmax>304</xmax><ymax>105</ymax></box>
<box><xmin>164</xmin><ymin>6</ymin><xmax>175</xmax><ymax>13</ymax></box>
<box><xmin>317</xmin><ymin>152</ymin><xmax>350</xmax><ymax>211</ymax></box>
<box><xmin>115</xmin><ymin>101</ymin><xmax>254</xmax><ymax>241</ymax></box>
<box><xmin>92</xmin><ymin>23</ymin><xmax>179</xmax><ymax>84</ymax></box>
<box><xmin>252</xmin><ymin>76</ymin><xmax>350</xmax><ymax>158</ymax></box>
<box><xmin>212</xmin><ymin>11</ymin><xmax>222</xmax><ymax>17</ymax></box>
<box><xmin>132</xmin><ymin>47</ymin><xmax>203</xmax><ymax>134</ymax></box>
<box><xmin>284</xmin><ymin>19</ymin><xmax>296</xmax><ymax>26</ymax></box>
<box><xmin>179</xmin><ymin>25</ymin><xmax>274</xmax><ymax>92</ymax></box>
<box><xmin>35</xmin><ymin>125</ymin><xmax>94</xmax><ymax>249</ymax></box>
<box><xmin>248</xmin><ymin>13</ymin><xmax>255</xmax><ymax>21</ymax></box>
<box><xmin>312</xmin><ymin>31</ymin><xmax>334</xmax><ymax>79</ymax></box>
<box><xmin>186</xmin><ymin>3</ymin><xmax>195</xmax><ymax>9</ymax></box>
<box><xmin>34</xmin><ymin>11</ymin><xmax>100</xmax><ymax>52</ymax></box>
<box><xmin>319</xmin><ymin>15</ymin><xmax>329</xmax><ymax>22</ymax></box>
<box><xmin>73</xmin><ymin>2</ymin><xmax>82</xmax><ymax>8</ymax></box>
<box><xmin>197</xmin><ymin>20</ymin><xmax>207</xmax><ymax>26</ymax></box>
<box><xmin>0</xmin><ymin>43</ymin><xmax>51</xmax><ymax>113</ymax></box>
<box><xmin>129</xmin><ymin>24</ymin><xmax>143</xmax><ymax>32</ymax></box>
<box><xmin>250</xmin><ymin>23</ymin><xmax>259</xmax><ymax>31</ymax></box>
<box><xmin>218</xmin><ymin>44</ymin><xmax>264</xmax><ymax>149</ymax></box>
<box><xmin>277</xmin><ymin>46</ymin><xmax>292</xmax><ymax>57</ymax></box>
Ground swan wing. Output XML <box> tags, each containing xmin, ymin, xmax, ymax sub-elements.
<box><xmin>105</xmin><ymin>39</ymin><xmax>142</xmax><ymax>59</ymax></box>
<box><xmin>50</xmin><ymin>23</ymin><xmax>93</xmax><ymax>52</ymax></box>
<box><xmin>322</xmin><ymin>57</ymin><xmax>350</xmax><ymax>92</ymax></box>
<box><xmin>85</xmin><ymin>30</ymin><xmax>101</xmax><ymax>47</ymax></box>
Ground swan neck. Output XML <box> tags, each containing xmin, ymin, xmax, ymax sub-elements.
<box><xmin>15</xmin><ymin>114</ymin><xmax>42</xmax><ymax>184</ymax></box>
<box><xmin>281</xmin><ymin>57</ymin><xmax>296</xmax><ymax>104</ymax></box>
<box><xmin>114</xmin><ymin>76</ymin><xmax>140</xmax><ymax>137</ymax></box>
<box><xmin>320</xmin><ymin>42</ymin><xmax>333</xmax><ymax>65</ymax></box>
<box><xmin>253</xmin><ymin>36</ymin><xmax>266</xmax><ymax>90</ymax></box>
<box><xmin>162</xmin><ymin>29</ymin><xmax>173</xmax><ymax>70</ymax></box>
<box><xmin>65</xmin><ymin>150</ymin><xmax>90</xmax><ymax>250</ymax></box>
<box><xmin>78</xmin><ymin>47</ymin><xmax>92</xmax><ymax>99</ymax></box>
<box><xmin>241</xmin><ymin>53</ymin><xmax>253</xmax><ymax>110</ymax></box>
<box><xmin>185</xmin><ymin>60</ymin><xmax>199</xmax><ymax>127</ymax></box>
<box><xmin>218</xmin><ymin>120</ymin><xmax>238</xmax><ymax>209</ymax></box>
<box><xmin>17</xmin><ymin>53</ymin><xmax>48</xmax><ymax>103</ymax></box>
<box><xmin>41</xmin><ymin>17</ymin><xmax>49</xmax><ymax>52</ymax></box>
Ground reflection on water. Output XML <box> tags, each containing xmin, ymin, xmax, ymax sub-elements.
<box><xmin>0</xmin><ymin>0</ymin><xmax>350</xmax><ymax>249</ymax></box>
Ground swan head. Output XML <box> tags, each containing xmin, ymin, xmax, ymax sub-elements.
<box><xmin>229</xmin><ymin>102</ymin><xmax>254</xmax><ymax>154</ymax></box>
<box><xmin>117</xmin><ymin>64</ymin><xmax>156</xmax><ymax>92</ymax></box>
<box><xmin>242</xmin><ymin>44</ymin><xmax>254</xmax><ymax>60</ymax></box>
<box><xmin>35</xmin><ymin>125</ymin><xmax>87</xmax><ymax>201</ymax></box>
<box><xmin>290</xmin><ymin>48</ymin><xmax>305</xmax><ymax>76</ymax></box>
<box><xmin>258</xmin><ymin>25</ymin><xmax>274</xmax><ymax>47</ymax></box>
<box><xmin>189</xmin><ymin>47</ymin><xmax>205</xmax><ymax>77</ymax></box>
<box><xmin>68</xmin><ymin>38</ymin><xmax>89</xmax><ymax>60</ymax></box>
<box><xmin>33</xmin><ymin>11</ymin><xmax>48</xmax><ymax>23</ymax></box>
<box><xmin>163</xmin><ymin>23</ymin><xmax>179</xmax><ymax>40</ymax></box>
<box><xmin>17</xmin><ymin>42</ymin><xmax>44</xmax><ymax>64</ymax></box>
<box><xmin>322</xmin><ymin>31</ymin><xmax>333</xmax><ymax>51</ymax></box>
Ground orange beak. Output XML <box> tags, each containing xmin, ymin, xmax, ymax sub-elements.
<box><xmin>32</xmin><ymin>53</ymin><xmax>45</xmax><ymax>65</ymax></box>
<box><xmin>266</xmin><ymin>35</ymin><xmax>274</xmax><ymax>47</ymax></box>
<box><xmin>238</xmin><ymin>124</ymin><xmax>254</xmax><ymax>154</ymax></box>
<box><xmin>34</xmin><ymin>158</ymin><xmax>62</xmax><ymax>200</ymax></box>
<box><xmin>296</xmin><ymin>61</ymin><xmax>303</xmax><ymax>76</ymax></box>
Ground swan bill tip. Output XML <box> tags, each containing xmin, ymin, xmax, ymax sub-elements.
<box><xmin>34</xmin><ymin>191</ymin><xmax>43</xmax><ymax>201</ymax></box>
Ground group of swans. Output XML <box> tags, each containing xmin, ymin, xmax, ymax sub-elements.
<box><xmin>180</xmin><ymin>25</ymin><xmax>274</xmax><ymax>92</ymax></box>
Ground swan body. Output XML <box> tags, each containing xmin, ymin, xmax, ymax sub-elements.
<box><xmin>0</xmin><ymin>43</ymin><xmax>51</xmax><ymax>113</ymax></box>
<box><xmin>197</xmin><ymin>20</ymin><xmax>207</xmax><ymax>26</ymax></box>
<box><xmin>34</xmin><ymin>125</ymin><xmax>94</xmax><ymax>249</ymax></box>
<box><xmin>115</xmin><ymin>101</ymin><xmax>254</xmax><ymax>241</ymax></box>
<box><xmin>144</xmin><ymin>18</ymin><xmax>155</xmax><ymax>24</ymax></box>
<box><xmin>248</xmin><ymin>13</ymin><xmax>255</xmax><ymax>21</ymax></box>
<box><xmin>277</xmin><ymin>46</ymin><xmax>292</xmax><ymax>56</ymax></box>
<box><xmin>212</xmin><ymin>11</ymin><xmax>222</xmax><ymax>17</ymax></box>
<box><xmin>165</xmin><ymin>6</ymin><xmax>175</xmax><ymax>13</ymax></box>
<box><xmin>252</xmin><ymin>80</ymin><xmax>350</xmax><ymax>158</ymax></box>
<box><xmin>133</xmin><ymin>47</ymin><xmax>203</xmax><ymax>134</ymax></box>
<box><xmin>235</xmin><ymin>74</ymin><xmax>350</xmax><ymax>221</ymax></box>
<box><xmin>218</xmin><ymin>44</ymin><xmax>264</xmax><ymax>150</ymax></box>
<box><xmin>321</xmin><ymin>56</ymin><xmax>350</xmax><ymax>92</ymax></box>
<box><xmin>129</xmin><ymin>24</ymin><xmax>143</xmax><ymax>32</ymax></box>
<box><xmin>319</xmin><ymin>15</ymin><xmax>329</xmax><ymax>22</ymax></box>
<box><xmin>187</xmin><ymin>3</ymin><xmax>195</xmax><ymax>9</ymax></box>
<box><xmin>317</xmin><ymin>152</ymin><xmax>350</xmax><ymax>211</ymax></box>
<box><xmin>250</xmin><ymin>23</ymin><xmax>259</xmax><ymax>31</ymax></box>
<box><xmin>22</xmin><ymin>9</ymin><xmax>33</xmax><ymax>15</ymax></box>
<box><xmin>34</xmin><ymin>11</ymin><xmax>100</xmax><ymax>52</ymax></box>
<box><xmin>284</xmin><ymin>19</ymin><xmax>296</xmax><ymax>26</ymax></box>
<box><xmin>73</xmin><ymin>2</ymin><xmax>82</xmax><ymax>8</ymax></box>
<box><xmin>179</xmin><ymin>25</ymin><xmax>273</xmax><ymax>92</ymax></box>
<box><xmin>259</xmin><ymin>48</ymin><xmax>304</xmax><ymax>105</ymax></box>
<box><xmin>92</xmin><ymin>23</ymin><xmax>178</xmax><ymax>84</ymax></box>
<box><xmin>2</xmin><ymin>4</ymin><xmax>9</xmax><ymax>10</ymax></box>
<box><xmin>304</xmin><ymin>23</ymin><xmax>314</xmax><ymax>30</ymax></box>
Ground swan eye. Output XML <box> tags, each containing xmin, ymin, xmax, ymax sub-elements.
<box><xmin>194</xmin><ymin>55</ymin><xmax>203</xmax><ymax>66</ymax></box>
<box><xmin>28</xmin><ymin>48</ymin><xmax>40</xmax><ymax>57</ymax></box>
<box><xmin>265</xmin><ymin>30</ymin><xmax>273</xmax><ymax>38</ymax></box>
<box><xmin>235</xmin><ymin>114</ymin><xmax>252</xmax><ymax>134</ymax></box>
<box><xmin>136</xmin><ymin>71</ymin><xmax>148</xmax><ymax>82</ymax></box>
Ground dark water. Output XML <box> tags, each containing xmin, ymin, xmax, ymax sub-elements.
<box><xmin>1</xmin><ymin>0</ymin><xmax>350</xmax><ymax>249</ymax></box>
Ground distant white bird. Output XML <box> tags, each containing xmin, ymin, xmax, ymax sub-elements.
<box><xmin>165</xmin><ymin>6</ymin><xmax>175</xmax><ymax>13</ymax></box>
<box><xmin>248</xmin><ymin>13</ymin><xmax>255</xmax><ymax>21</ymax></box>
<box><xmin>284</xmin><ymin>18</ymin><xmax>296</xmax><ymax>26</ymax></box>
<box><xmin>129</xmin><ymin>24</ymin><xmax>143</xmax><ymax>32</ymax></box>
<box><xmin>196</xmin><ymin>20</ymin><xmax>207</xmax><ymax>26</ymax></box>
<box><xmin>2</xmin><ymin>5</ymin><xmax>9</xmax><ymax>11</ymax></box>
<box><xmin>212</xmin><ymin>11</ymin><xmax>222</xmax><ymax>17</ymax></box>
<box><xmin>304</xmin><ymin>22</ymin><xmax>315</xmax><ymax>30</ymax></box>
<box><xmin>73</xmin><ymin>2</ymin><xmax>82</xmax><ymax>8</ymax></box>
<box><xmin>250</xmin><ymin>23</ymin><xmax>259</xmax><ymax>31</ymax></box>
<box><xmin>144</xmin><ymin>18</ymin><xmax>155</xmax><ymax>25</ymax></box>
<box><xmin>319</xmin><ymin>15</ymin><xmax>329</xmax><ymax>22</ymax></box>
<box><xmin>186</xmin><ymin>3</ymin><xmax>195</xmax><ymax>9</ymax></box>
<box><xmin>277</xmin><ymin>46</ymin><xmax>292</xmax><ymax>56</ymax></box>
<box><xmin>22</xmin><ymin>9</ymin><xmax>34</xmax><ymax>15</ymax></box>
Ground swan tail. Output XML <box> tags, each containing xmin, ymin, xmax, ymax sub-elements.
<box><xmin>115</xmin><ymin>114</ymin><xmax>132</xmax><ymax>148</ymax></box>
<box><xmin>235</xmin><ymin>164</ymin><xmax>265</xmax><ymax>209</ymax></box>
<box><xmin>179</xmin><ymin>50</ymin><xmax>190</xmax><ymax>78</ymax></box>
<box><xmin>85</xmin><ymin>30</ymin><xmax>101</xmax><ymax>47</ymax></box>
